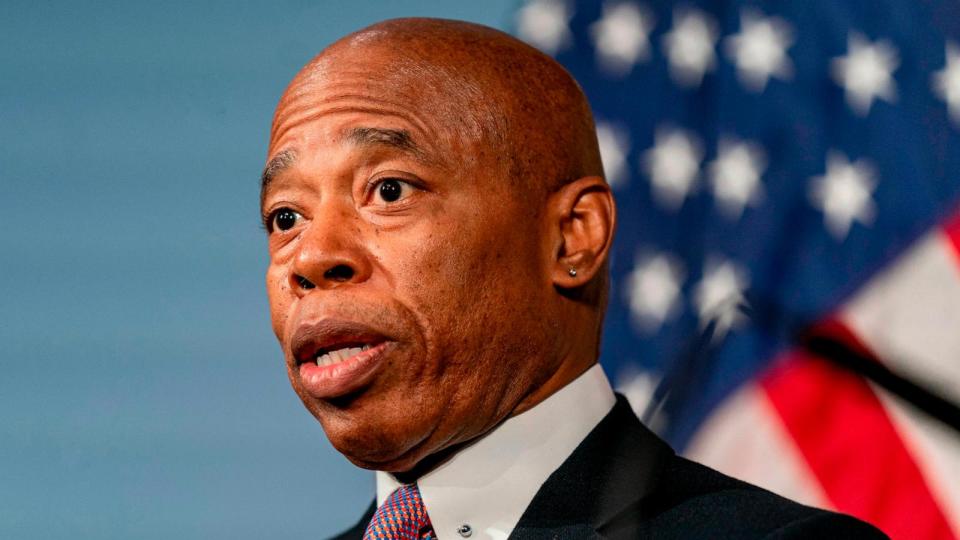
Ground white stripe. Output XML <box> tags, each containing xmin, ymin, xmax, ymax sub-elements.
<box><xmin>841</xmin><ymin>228</ymin><xmax>960</xmax><ymax>534</ymax></box>
<box><xmin>842</xmin><ymin>230</ymin><xmax>960</xmax><ymax>405</ymax></box>
<box><xmin>684</xmin><ymin>383</ymin><xmax>831</xmax><ymax>509</ymax></box>
<box><xmin>875</xmin><ymin>388</ymin><xmax>960</xmax><ymax>538</ymax></box>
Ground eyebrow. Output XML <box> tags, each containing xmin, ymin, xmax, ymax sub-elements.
<box><xmin>260</xmin><ymin>148</ymin><xmax>298</xmax><ymax>194</ymax></box>
<box><xmin>260</xmin><ymin>127</ymin><xmax>431</xmax><ymax>197</ymax></box>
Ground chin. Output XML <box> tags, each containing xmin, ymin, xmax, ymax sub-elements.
<box><xmin>328</xmin><ymin>427</ymin><xmax>433</xmax><ymax>473</ymax></box>
<box><xmin>341</xmin><ymin>448</ymin><xmax>425</xmax><ymax>474</ymax></box>
<box><xmin>314</xmin><ymin>399</ymin><xmax>438</xmax><ymax>473</ymax></box>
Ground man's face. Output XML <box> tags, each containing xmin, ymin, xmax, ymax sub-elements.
<box><xmin>262</xmin><ymin>52</ymin><xmax>560</xmax><ymax>472</ymax></box>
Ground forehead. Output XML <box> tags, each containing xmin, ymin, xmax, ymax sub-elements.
<box><xmin>265</xmin><ymin>92</ymin><xmax>495</xmax><ymax>202</ymax></box>
<box><xmin>269</xmin><ymin>44</ymin><xmax>499</xmax><ymax>152</ymax></box>
<box><xmin>261</xmin><ymin>121</ymin><xmax>442</xmax><ymax>196</ymax></box>
<box><xmin>261</xmin><ymin>45</ymin><xmax>521</xmax><ymax>204</ymax></box>
<box><xmin>270</xmin><ymin>103</ymin><xmax>440</xmax><ymax>162</ymax></box>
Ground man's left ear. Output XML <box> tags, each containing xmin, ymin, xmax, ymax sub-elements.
<box><xmin>547</xmin><ymin>176</ymin><xmax>616</xmax><ymax>288</ymax></box>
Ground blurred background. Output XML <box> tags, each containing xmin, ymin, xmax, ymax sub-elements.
<box><xmin>0</xmin><ymin>1</ymin><xmax>516</xmax><ymax>538</ymax></box>
<box><xmin>3</xmin><ymin>1</ymin><xmax>960</xmax><ymax>539</ymax></box>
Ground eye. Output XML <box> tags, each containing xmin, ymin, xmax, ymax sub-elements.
<box><xmin>373</xmin><ymin>178</ymin><xmax>414</xmax><ymax>204</ymax></box>
<box><xmin>270</xmin><ymin>207</ymin><xmax>301</xmax><ymax>232</ymax></box>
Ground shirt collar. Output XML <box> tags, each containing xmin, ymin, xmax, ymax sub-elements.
<box><xmin>376</xmin><ymin>363</ymin><xmax>616</xmax><ymax>540</ymax></box>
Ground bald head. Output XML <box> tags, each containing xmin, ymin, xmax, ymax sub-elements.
<box><xmin>263</xmin><ymin>18</ymin><xmax>616</xmax><ymax>472</ymax></box>
<box><xmin>270</xmin><ymin>18</ymin><xmax>604</xmax><ymax>196</ymax></box>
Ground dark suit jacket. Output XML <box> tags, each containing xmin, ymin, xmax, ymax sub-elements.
<box><xmin>333</xmin><ymin>395</ymin><xmax>888</xmax><ymax>539</ymax></box>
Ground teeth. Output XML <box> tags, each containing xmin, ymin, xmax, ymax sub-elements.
<box><xmin>314</xmin><ymin>345</ymin><xmax>370</xmax><ymax>366</ymax></box>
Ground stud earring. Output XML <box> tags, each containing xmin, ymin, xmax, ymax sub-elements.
<box><xmin>568</xmin><ymin>267</ymin><xmax>578</xmax><ymax>277</ymax></box>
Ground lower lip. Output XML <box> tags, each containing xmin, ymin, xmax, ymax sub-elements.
<box><xmin>296</xmin><ymin>342</ymin><xmax>391</xmax><ymax>399</ymax></box>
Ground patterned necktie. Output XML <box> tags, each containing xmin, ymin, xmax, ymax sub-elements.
<box><xmin>363</xmin><ymin>483</ymin><xmax>436</xmax><ymax>540</ymax></box>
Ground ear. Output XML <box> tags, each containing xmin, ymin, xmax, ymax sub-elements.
<box><xmin>546</xmin><ymin>176</ymin><xmax>616</xmax><ymax>288</ymax></box>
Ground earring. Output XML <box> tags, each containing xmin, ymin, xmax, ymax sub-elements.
<box><xmin>568</xmin><ymin>267</ymin><xmax>578</xmax><ymax>277</ymax></box>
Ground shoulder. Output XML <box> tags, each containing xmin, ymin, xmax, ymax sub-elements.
<box><xmin>518</xmin><ymin>396</ymin><xmax>886</xmax><ymax>539</ymax></box>
<box><xmin>612</xmin><ymin>455</ymin><xmax>888</xmax><ymax>539</ymax></box>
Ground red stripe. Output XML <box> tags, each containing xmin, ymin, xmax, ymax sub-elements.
<box><xmin>943</xmin><ymin>210</ymin><xmax>960</xmax><ymax>262</ymax></box>
<box><xmin>761</xmin><ymin>346</ymin><xmax>956</xmax><ymax>540</ymax></box>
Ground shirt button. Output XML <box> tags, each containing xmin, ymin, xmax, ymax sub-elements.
<box><xmin>456</xmin><ymin>524</ymin><xmax>473</xmax><ymax>537</ymax></box>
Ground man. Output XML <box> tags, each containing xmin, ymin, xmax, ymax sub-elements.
<box><xmin>261</xmin><ymin>17</ymin><xmax>887</xmax><ymax>540</ymax></box>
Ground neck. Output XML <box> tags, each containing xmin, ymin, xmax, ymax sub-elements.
<box><xmin>511</xmin><ymin>355</ymin><xmax>597</xmax><ymax>418</ymax></box>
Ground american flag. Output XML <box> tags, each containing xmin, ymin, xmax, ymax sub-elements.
<box><xmin>513</xmin><ymin>1</ymin><xmax>960</xmax><ymax>538</ymax></box>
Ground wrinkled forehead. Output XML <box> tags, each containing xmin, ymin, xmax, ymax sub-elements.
<box><xmin>269</xmin><ymin>44</ymin><xmax>503</xmax><ymax>159</ymax></box>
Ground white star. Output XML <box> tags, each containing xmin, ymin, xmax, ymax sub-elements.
<box><xmin>642</xmin><ymin>127</ymin><xmax>703</xmax><ymax>211</ymax></box>
<box><xmin>596</xmin><ymin>121</ymin><xmax>631</xmax><ymax>189</ymax></box>
<box><xmin>724</xmin><ymin>9</ymin><xmax>794</xmax><ymax>92</ymax></box>
<box><xmin>707</xmin><ymin>138</ymin><xmax>766</xmax><ymax>220</ymax></box>
<box><xmin>625</xmin><ymin>252</ymin><xmax>685</xmax><ymax>334</ymax></box>
<box><xmin>809</xmin><ymin>151</ymin><xmax>878</xmax><ymax>241</ymax></box>
<box><xmin>831</xmin><ymin>32</ymin><xmax>899</xmax><ymax>116</ymax></box>
<box><xmin>693</xmin><ymin>258</ymin><xmax>750</xmax><ymax>340</ymax></box>
<box><xmin>661</xmin><ymin>8</ymin><xmax>719</xmax><ymax>88</ymax></box>
<box><xmin>590</xmin><ymin>1</ymin><xmax>655</xmax><ymax>75</ymax></box>
<box><xmin>617</xmin><ymin>368</ymin><xmax>660</xmax><ymax>417</ymax></box>
<box><xmin>933</xmin><ymin>41</ymin><xmax>960</xmax><ymax>124</ymax></box>
<box><xmin>515</xmin><ymin>0</ymin><xmax>573</xmax><ymax>56</ymax></box>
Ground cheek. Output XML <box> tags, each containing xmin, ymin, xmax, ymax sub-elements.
<box><xmin>392</xmin><ymin>222</ymin><xmax>500</xmax><ymax>306</ymax></box>
<box><xmin>265</xmin><ymin>264</ymin><xmax>292</xmax><ymax>340</ymax></box>
<box><xmin>394</xmin><ymin>211</ymin><xmax>546</xmax><ymax>364</ymax></box>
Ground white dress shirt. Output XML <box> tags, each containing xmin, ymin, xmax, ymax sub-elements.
<box><xmin>376</xmin><ymin>363</ymin><xmax>616</xmax><ymax>540</ymax></box>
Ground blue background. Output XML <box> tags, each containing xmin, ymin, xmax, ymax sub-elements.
<box><xmin>0</xmin><ymin>2</ymin><xmax>516</xmax><ymax>538</ymax></box>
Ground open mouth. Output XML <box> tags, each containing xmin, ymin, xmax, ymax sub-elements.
<box><xmin>289</xmin><ymin>320</ymin><xmax>394</xmax><ymax>399</ymax></box>
<box><xmin>309</xmin><ymin>343</ymin><xmax>374</xmax><ymax>367</ymax></box>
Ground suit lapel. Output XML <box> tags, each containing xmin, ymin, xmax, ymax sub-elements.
<box><xmin>508</xmin><ymin>395</ymin><xmax>674</xmax><ymax>539</ymax></box>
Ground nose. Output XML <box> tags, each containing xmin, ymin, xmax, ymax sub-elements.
<box><xmin>289</xmin><ymin>205</ymin><xmax>372</xmax><ymax>293</ymax></box>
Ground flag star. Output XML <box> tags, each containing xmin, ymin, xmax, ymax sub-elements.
<box><xmin>590</xmin><ymin>1</ymin><xmax>655</xmax><ymax>75</ymax></box>
<box><xmin>661</xmin><ymin>8</ymin><xmax>719</xmax><ymax>88</ymax></box>
<box><xmin>933</xmin><ymin>41</ymin><xmax>960</xmax><ymax>124</ymax></box>
<box><xmin>831</xmin><ymin>32</ymin><xmax>899</xmax><ymax>116</ymax></box>
<box><xmin>707</xmin><ymin>138</ymin><xmax>766</xmax><ymax>220</ymax></box>
<box><xmin>809</xmin><ymin>151</ymin><xmax>878</xmax><ymax>241</ymax></box>
<box><xmin>618</xmin><ymin>368</ymin><xmax>666</xmax><ymax>431</ymax></box>
<box><xmin>642</xmin><ymin>127</ymin><xmax>703</xmax><ymax>211</ymax></box>
<box><xmin>693</xmin><ymin>258</ymin><xmax>750</xmax><ymax>340</ymax></box>
<box><xmin>515</xmin><ymin>0</ymin><xmax>573</xmax><ymax>55</ymax></box>
<box><xmin>596</xmin><ymin>122</ymin><xmax>631</xmax><ymax>189</ymax></box>
<box><xmin>724</xmin><ymin>9</ymin><xmax>795</xmax><ymax>92</ymax></box>
<box><xmin>625</xmin><ymin>252</ymin><xmax>685</xmax><ymax>334</ymax></box>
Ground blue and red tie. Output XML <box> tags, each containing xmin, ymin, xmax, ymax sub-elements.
<box><xmin>363</xmin><ymin>483</ymin><xmax>436</xmax><ymax>540</ymax></box>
